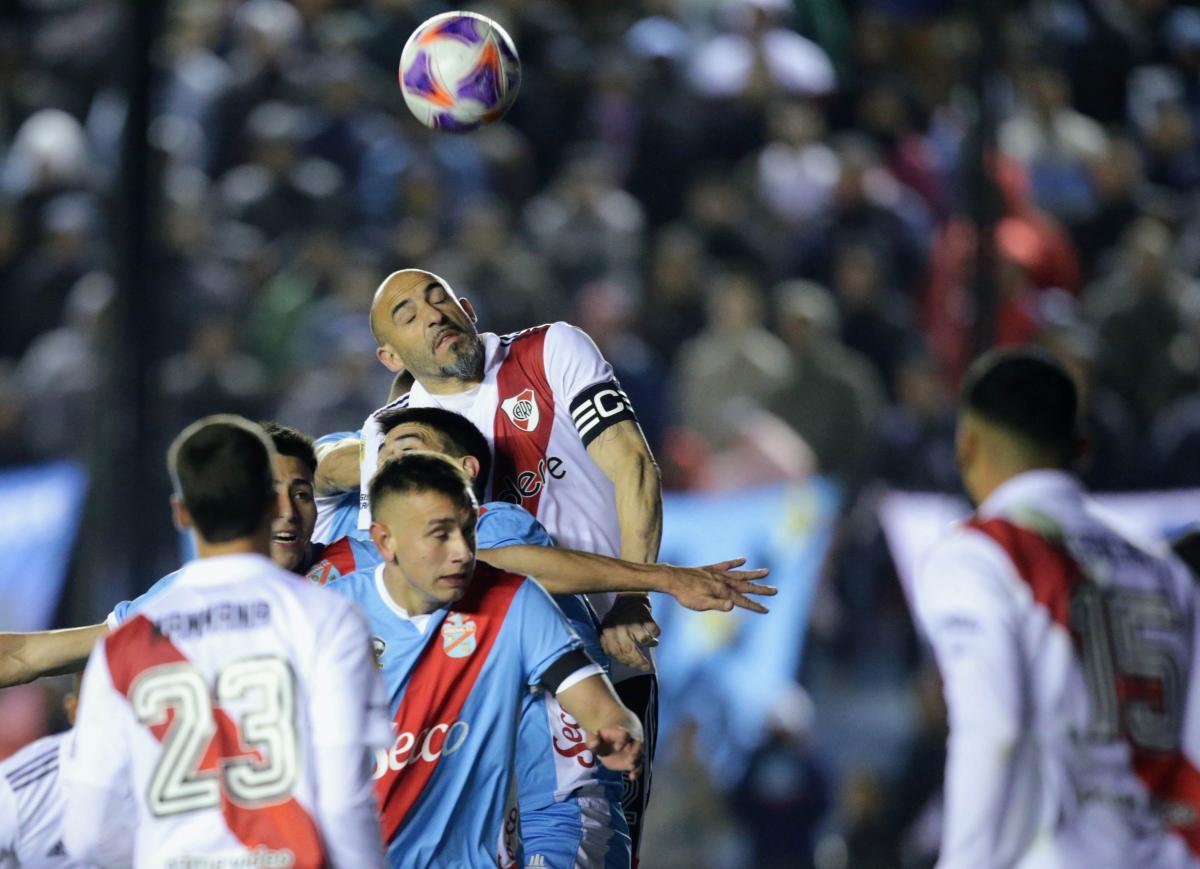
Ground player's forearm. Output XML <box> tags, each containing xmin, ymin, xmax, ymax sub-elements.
<box><xmin>556</xmin><ymin>674</ymin><xmax>643</xmax><ymax>741</ymax></box>
<box><xmin>314</xmin><ymin>441</ymin><xmax>362</xmax><ymax>495</ymax></box>
<box><xmin>479</xmin><ymin>545</ymin><xmax>661</xmax><ymax>596</ymax></box>
<box><xmin>0</xmin><ymin>624</ymin><xmax>106</xmax><ymax>688</ymax></box>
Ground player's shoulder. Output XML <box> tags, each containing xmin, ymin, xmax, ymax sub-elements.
<box><xmin>306</xmin><ymin>535</ymin><xmax>372</xmax><ymax>585</ymax></box>
<box><xmin>1</xmin><ymin>732</ymin><xmax>66</xmax><ymax>783</ymax></box>
<box><xmin>915</xmin><ymin>518</ymin><xmax>1022</xmax><ymax>610</ymax></box>
<box><xmin>476</xmin><ymin>500</ymin><xmax>551</xmax><ymax>549</ymax></box>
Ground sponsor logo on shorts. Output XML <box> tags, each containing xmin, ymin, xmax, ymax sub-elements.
<box><xmin>552</xmin><ymin>709</ymin><xmax>597</xmax><ymax>768</ymax></box>
<box><xmin>441</xmin><ymin>613</ymin><xmax>477</xmax><ymax>658</ymax></box>
<box><xmin>371</xmin><ymin>720</ymin><xmax>470</xmax><ymax>779</ymax></box>
<box><xmin>501</xmin><ymin>388</ymin><xmax>540</xmax><ymax>432</ymax></box>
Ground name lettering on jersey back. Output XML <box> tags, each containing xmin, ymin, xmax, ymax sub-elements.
<box><xmin>371</xmin><ymin>721</ymin><xmax>470</xmax><ymax>780</ymax></box>
<box><xmin>154</xmin><ymin>601</ymin><xmax>271</xmax><ymax>639</ymax></box>
<box><xmin>496</xmin><ymin>456</ymin><xmax>566</xmax><ymax>506</ymax></box>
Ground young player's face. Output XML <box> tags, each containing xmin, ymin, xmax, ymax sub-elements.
<box><xmin>270</xmin><ymin>453</ymin><xmax>316</xmax><ymax>573</ymax></box>
<box><xmin>372</xmin><ymin>271</ymin><xmax>483</xmax><ymax>381</ymax></box>
<box><xmin>373</xmin><ymin>490</ymin><xmax>477</xmax><ymax>612</ymax></box>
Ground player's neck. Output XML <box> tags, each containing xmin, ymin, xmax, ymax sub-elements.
<box><xmin>381</xmin><ymin>564</ymin><xmax>443</xmax><ymax>616</ymax></box>
<box><xmin>419</xmin><ymin>370</ymin><xmax>483</xmax><ymax>396</ymax></box>
<box><xmin>195</xmin><ymin>537</ymin><xmax>271</xmax><ymax>560</ymax></box>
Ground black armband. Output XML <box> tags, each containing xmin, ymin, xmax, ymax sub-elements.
<box><xmin>570</xmin><ymin>380</ymin><xmax>639</xmax><ymax>447</ymax></box>
<box><xmin>540</xmin><ymin>649</ymin><xmax>598</xmax><ymax>694</ymax></box>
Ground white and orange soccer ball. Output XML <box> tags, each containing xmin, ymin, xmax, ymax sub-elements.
<box><xmin>398</xmin><ymin>11</ymin><xmax>521</xmax><ymax>133</ymax></box>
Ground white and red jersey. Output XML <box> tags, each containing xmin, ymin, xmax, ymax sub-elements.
<box><xmin>359</xmin><ymin>322</ymin><xmax>641</xmax><ymax>611</ymax></box>
<box><xmin>0</xmin><ymin>733</ymin><xmax>84</xmax><ymax>868</ymax></box>
<box><xmin>915</xmin><ymin>470</ymin><xmax>1200</xmax><ymax>869</ymax></box>
<box><xmin>61</xmin><ymin>553</ymin><xmax>391</xmax><ymax>869</ymax></box>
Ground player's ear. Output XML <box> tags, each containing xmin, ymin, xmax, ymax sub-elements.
<box><xmin>460</xmin><ymin>454</ymin><xmax>481</xmax><ymax>483</ymax></box>
<box><xmin>376</xmin><ymin>344</ymin><xmax>406</xmax><ymax>373</ymax></box>
<box><xmin>459</xmin><ymin>297</ymin><xmax>478</xmax><ymax>323</ymax></box>
<box><xmin>170</xmin><ymin>494</ymin><xmax>193</xmax><ymax>532</ymax></box>
<box><xmin>370</xmin><ymin>521</ymin><xmax>394</xmax><ymax>562</ymax></box>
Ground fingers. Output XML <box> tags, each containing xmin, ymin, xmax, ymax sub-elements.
<box><xmin>731</xmin><ymin>593</ymin><xmax>769</xmax><ymax>614</ymax></box>
<box><xmin>727</xmin><ymin>567</ymin><xmax>770</xmax><ymax>580</ymax></box>
<box><xmin>601</xmin><ymin>628</ymin><xmax>651</xmax><ymax>670</ymax></box>
<box><xmin>704</xmin><ymin>558</ymin><xmax>747</xmax><ymax>571</ymax></box>
<box><xmin>730</xmin><ymin>579</ymin><xmax>778</xmax><ymax>597</ymax></box>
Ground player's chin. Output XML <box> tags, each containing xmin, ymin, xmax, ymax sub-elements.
<box><xmin>437</xmin><ymin>575</ymin><xmax>470</xmax><ymax>601</ymax></box>
<box><xmin>270</xmin><ymin>542</ymin><xmax>304</xmax><ymax>573</ymax></box>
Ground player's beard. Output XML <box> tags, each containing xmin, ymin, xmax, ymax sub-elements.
<box><xmin>437</xmin><ymin>331</ymin><xmax>484</xmax><ymax>380</ymax></box>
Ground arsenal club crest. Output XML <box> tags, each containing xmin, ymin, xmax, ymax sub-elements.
<box><xmin>501</xmin><ymin>388</ymin><xmax>540</xmax><ymax>432</ymax></box>
<box><xmin>441</xmin><ymin>613</ymin><xmax>478</xmax><ymax>658</ymax></box>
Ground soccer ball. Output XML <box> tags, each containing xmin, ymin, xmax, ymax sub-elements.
<box><xmin>399</xmin><ymin>11</ymin><xmax>521</xmax><ymax>133</ymax></box>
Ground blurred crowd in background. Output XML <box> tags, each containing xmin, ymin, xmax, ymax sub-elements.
<box><xmin>4</xmin><ymin>0</ymin><xmax>1200</xmax><ymax>866</ymax></box>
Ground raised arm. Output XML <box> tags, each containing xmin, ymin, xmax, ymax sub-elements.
<box><xmin>478</xmin><ymin>545</ymin><xmax>774</xmax><ymax>614</ymax></box>
<box><xmin>0</xmin><ymin>624</ymin><xmax>108</xmax><ymax>689</ymax></box>
<box><xmin>586</xmin><ymin>420</ymin><xmax>662</xmax><ymax>565</ymax></box>
<box><xmin>314</xmin><ymin>437</ymin><xmax>363</xmax><ymax>496</ymax></box>
<box><xmin>554</xmin><ymin>672</ymin><xmax>644</xmax><ymax>777</ymax></box>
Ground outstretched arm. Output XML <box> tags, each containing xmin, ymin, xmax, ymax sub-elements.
<box><xmin>555</xmin><ymin>672</ymin><xmax>644</xmax><ymax>777</ymax></box>
<box><xmin>478</xmin><ymin>546</ymin><xmax>774</xmax><ymax>613</ymax></box>
<box><xmin>0</xmin><ymin>624</ymin><xmax>108</xmax><ymax>689</ymax></box>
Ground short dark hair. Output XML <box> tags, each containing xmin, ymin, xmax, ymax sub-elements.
<box><xmin>961</xmin><ymin>348</ymin><xmax>1078</xmax><ymax>460</ymax></box>
<box><xmin>259</xmin><ymin>421</ymin><xmax>316</xmax><ymax>476</ymax></box>
<box><xmin>168</xmin><ymin>415</ymin><xmax>276</xmax><ymax>543</ymax></box>
<box><xmin>369</xmin><ymin>452</ymin><xmax>478</xmax><ymax>518</ymax></box>
<box><xmin>376</xmin><ymin>406</ymin><xmax>491</xmax><ymax>498</ymax></box>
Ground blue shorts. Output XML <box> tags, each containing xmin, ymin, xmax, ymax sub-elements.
<box><xmin>521</xmin><ymin>784</ymin><xmax>631</xmax><ymax>869</ymax></box>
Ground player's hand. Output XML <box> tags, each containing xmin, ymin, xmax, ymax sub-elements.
<box><xmin>599</xmin><ymin>595</ymin><xmax>659</xmax><ymax>671</ymax></box>
<box><xmin>586</xmin><ymin>727</ymin><xmax>643</xmax><ymax>779</ymax></box>
<box><xmin>666</xmin><ymin>558</ymin><xmax>775</xmax><ymax>614</ymax></box>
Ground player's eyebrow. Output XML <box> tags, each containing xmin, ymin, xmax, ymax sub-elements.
<box><xmin>425</xmin><ymin>516</ymin><xmax>456</xmax><ymax>529</ymax></box>
<box><xmin>391</xmin><ymin>297</ymin><xmax>412</xmax><ymax>320</ymax></box>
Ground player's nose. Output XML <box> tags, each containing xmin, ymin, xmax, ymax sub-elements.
<box><xmin>274</xmin><ymin>485</ymin><xmax>295</xmax><ymax>520</ymax></box>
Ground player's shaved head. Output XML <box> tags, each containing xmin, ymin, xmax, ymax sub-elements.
<box><xmin>370</xmin><ymin>269</ymin><xmax>453</xmax><ymax>345</ymax></box>
<box><xmin>369</xmin><ymin>269</ymin><xmax>483</xmax><ymax>385</ymax></box>
<box><xmin>168</xmin><ymin>415</ymin><xmax>277</xmax><ymax>544</ymax></box>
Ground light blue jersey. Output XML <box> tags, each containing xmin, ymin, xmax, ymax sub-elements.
<box><xmin>476</xmin><ymin>503</ymin><xmax>630</xmax><ymax>868</ymax></box>
<box><xmin>312</xmin><ymin>431</ymin><xmax>370</xmax><ymax>545</ymax></box>
<box><xmin>324</xmin><ymin>563</ymin><xmax>595</xmax><ymax>868</ymax></box>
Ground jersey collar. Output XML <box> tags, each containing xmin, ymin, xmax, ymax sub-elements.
<box><xmin>177</xmin><ymin>552</ymin><xmax>279</xmax><ymax>585</ymax></box>
<box><xmin>373</xmin><ymin>563</ymin><xmax>440</xmax><ymax>634</ymax></box>
<box><xmin>976</xmin><ymin>469</ymin><xmax>1083</xmax><ymax>520</ymax></box>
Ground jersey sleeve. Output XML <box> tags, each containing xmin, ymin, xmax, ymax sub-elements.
<box><xmin>544</xmin><ymin>322</ymin><xmax>639</xmax><ymax>448</ymax></box>
<box><xmin>306</xmin><ymin>594</ymin><xmax>390</xmax><ymax>869</ymax></box>
<box><xmin>476</xmin><ymin>503</ymin><xmax>555</xmax><ymax>550</ymax></box>
<box><xmin>105</xmin><ymin>570</ymin><xmax>181</xmax><ymax>629</ymax></box>
<box><xmin>912</xmin><ymin>530</ymin><xmax>1024</xmax><ymax>869</ymax></box>
<box><xmin>514</xmin><ymin>579</ymin><xmax>588</xmax><ymax>690</ymax></box>
<box><xmin>0</xmin><ymin>776</ymin><xmax>16</xmax><ymax>859</ymax></box>
<box><xmin>61</xmin><ymin>641</ymin><xmax>136</xmax><ymax>866</ymax></box>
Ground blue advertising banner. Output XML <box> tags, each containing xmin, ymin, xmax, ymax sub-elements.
<box><xmin>0</xmin><ymin>462</ymin><xmax>88</xmax><ymax>631</ymax></box>
<box><xmin>653</xmin><ymin>479</ymin><xmax>840</xmax><ymax>779</ymax></box>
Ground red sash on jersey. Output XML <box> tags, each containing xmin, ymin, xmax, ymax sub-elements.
<box><xmin>106</xmin><ymin>616</ymin><xmax>327</xmax><ymax>868</ymax></box>
<box><xmin>492</xmin><ymin>325</ymin><xmax>556</xmax><ymax>515</ymax></box>
<box><xmin>968</xmin><ymin>517</ymin><xmax>1200</xmax><ymax>854</ymax></box>
<box><xmin>307</xmin><ymin>537</ymin><xmax>358</xmax><ymax>585</ymax></box>
<box><xmin>374</xmin><ymin>565</ymin><xmax>525</xmax><ymax>843</ymax></box>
